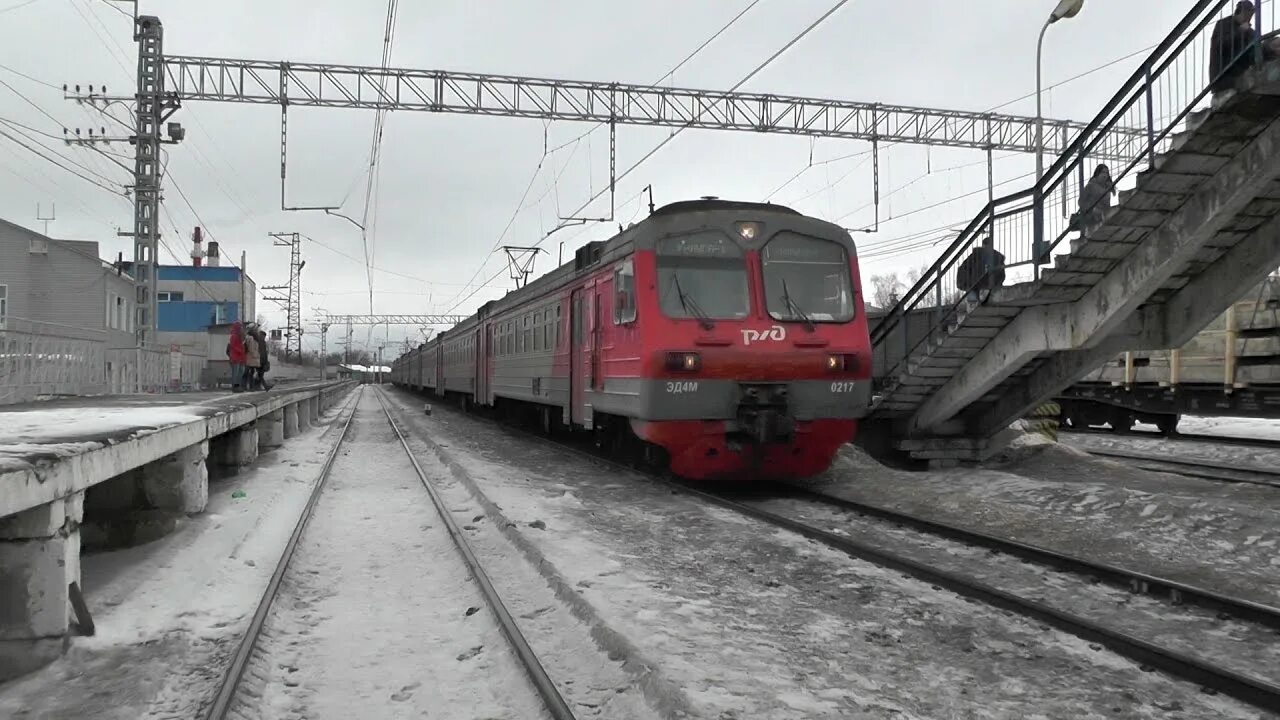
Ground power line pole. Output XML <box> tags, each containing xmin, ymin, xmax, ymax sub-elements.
<box><xmin>65</xmin><ymin>18</ymin><xmax>184</xmax><ymax>394</ymax></box>
<box><xmin>263</xmin><ymin>232</ymin><xmax>303</xmax><ymax>363</ymax></box>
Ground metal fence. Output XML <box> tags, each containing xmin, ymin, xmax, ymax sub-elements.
<box><xmin>1</xmin><ymin>316</ymin><xmax>208</xmax><ymax>405</ymax></box>
<box><xmin>871</xmin><ymin>0</ymin><xmax>1271</xmax><ymax>379</ymax></box>
<box><xmin>0</xmin><ymin>317</ymin><xmax>108</xmax><ymax>404</ymax></box>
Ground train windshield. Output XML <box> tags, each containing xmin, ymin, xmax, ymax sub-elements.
<box><xmin>656</xmin><ymin>233</ymin><xmax>750</xmax><ymax>320</ymax></box>
<box><xmin>761</xmin><ymin>233</ymin><xmax>855</xmax><ymax>323</ymax></box>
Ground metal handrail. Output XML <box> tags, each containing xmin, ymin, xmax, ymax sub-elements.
<box><xmin>869</xmin><ymin>0</ymin><xmax>1268</xmax><ymax>392</ymax></box>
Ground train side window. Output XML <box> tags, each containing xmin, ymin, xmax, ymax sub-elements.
<box><xmin>614</xmin><ymin>260</ymin><xmax>636</xmax><ymax>324</ymax></box>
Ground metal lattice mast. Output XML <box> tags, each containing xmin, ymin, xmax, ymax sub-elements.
<box><xmin>132</xmin><ymin>17</ymin><xmax>165</xmax><ymax>349</ymax></box>
<box><xmin>263</xmin><ymin>232</ymin><xmax>304</xmax><ymax>362</ymax></box>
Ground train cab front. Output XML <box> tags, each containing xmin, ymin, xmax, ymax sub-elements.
<box><xmin>626</xmin><ymin>209</ymin><xmax>873</xmax><ymax>481</ymax></box>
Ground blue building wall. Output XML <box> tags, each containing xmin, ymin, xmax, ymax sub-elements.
<box><xmin>158</xmin><ymin>301</ymin><xmax>240</xmax><ymax>332</ymax></box>
<box><xmin>158</xmin><ymin>266</ymin><xmax>242</xmax><ymax>283</ymax></box>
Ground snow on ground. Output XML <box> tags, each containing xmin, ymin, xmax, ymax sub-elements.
<box><xmin>380</xmin><ymin>388</ymin><xmax>1271</xmax><ymax>720</ymax></box>
<box><xmin>245</xmin><ymin>391</ymin><xmax>553</xmax><ymax>720</ymax></box>
<box><xmin>806</xmin><ymin>436</ymin><xmax>1280</xmax><ymax>610</ymax></box>
<box><xmin>0</xmin><ymin>397</ymin><xmax>352</xmax><ymax>719</ymax></box>
<box><xmin>1177</xmin><ymin>415</ymin><xmax>1280</xmax><ymax>442</ymax></box>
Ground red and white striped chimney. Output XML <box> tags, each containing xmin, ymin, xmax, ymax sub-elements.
<box><xmin>191</xmin><ymin>226</ymin><xmax>205</xmax><ymax>267</ymax></box>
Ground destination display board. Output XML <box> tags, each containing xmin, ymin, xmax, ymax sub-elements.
<box><xmin>763</xmin><ymin>234</ymin><xmax>846</xmax><ymax>263</ymax></box>
<box><xmin>657</xmin><ymin>233</ymin><xmax>742</xmax><ymax>258</ymax></box>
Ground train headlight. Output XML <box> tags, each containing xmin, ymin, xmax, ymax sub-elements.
<box><xmin>666</xmin><ymin>352</ymin><xmax>701</xmax><ymax>372</ymax></box>
<box><xmin>735</xmin><ymin>221</ymin><xmax>762</xmax><ymax>240</ymax></box>
<box><xmin>826</xmin><ymin>354</ymin><xmax>858</xmax><ymax>372</ymax></box>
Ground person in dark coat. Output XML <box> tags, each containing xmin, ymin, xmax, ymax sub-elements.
<box><xmin>1072</xmin><ymin>165</ymin><xmax>1114</xmax><ymax>246</ymax></box>
<box><xmin>252</xmin><ymin>327</ymin><xmax>272</xmax><ymax>391</ymax></box>
<box><xmin>1210</xmin><ymin>2</ymin><xmax>1279</xmax><ymax>99</ymax></box>
<box><xmin>956</xmin><ymin>242</ymin><xmax>1005</xmax><ymax>304</ymax></box>
<box><xmin>226</xmin><ymin>321</ymin><xmax>247</xmax><ymax>392</ymax></box>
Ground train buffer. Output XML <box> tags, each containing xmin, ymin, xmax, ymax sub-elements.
<box><xmin>868</xmin><ymin>7</ymin><xmax>1280</xmax><ymax>462</ymax></box>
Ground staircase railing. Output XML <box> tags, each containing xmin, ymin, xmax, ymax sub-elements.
<box><xmin>869</xmin><ymin>0</ymin><xmax>1272</xmax><ymax>393</ymax></box>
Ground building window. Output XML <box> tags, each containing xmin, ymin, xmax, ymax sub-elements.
<box><xmin>0</xmin><ymin>284</ymin><xmax>6</xmax><ymax>325</ymax></box>
<box><xmin>115</xmin><ymin>296</ymin><xmax>125</xmax><ymax>331</ymax></box>
<box><xmin>157</xmin><ymin>291</ymin><xmax>184</xmax><ymax>302</ymax></box>
<box><xmin>214</xmin><ymin>304</ymin><xmax>229</xmax><ymax>325</ymax></box>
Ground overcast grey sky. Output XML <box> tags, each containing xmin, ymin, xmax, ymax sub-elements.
<box><xmin>0</xmin><ymin>0</ymin><xmax>1249</xmax><ymax>354</ymax></box>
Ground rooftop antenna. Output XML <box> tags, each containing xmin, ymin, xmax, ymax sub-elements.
<box><xmin>36</xmin><ymin>202</ymin><xmax>55</xmax><ymax>236</ymax></box>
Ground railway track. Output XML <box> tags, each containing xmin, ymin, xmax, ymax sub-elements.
<box><xmin>387</xmin><ymin>388</ymin><xmax>1280</xmax><ymax>716</ymax></box>
<box><xmin>1081</xmin><ymin>448</ymin><xmax>1280</xmax><ymax>488</ymax></box>
<box><xmin>202</xmin><ymin>387</ymin><xmax>577</xmax><ymax>720</ymax></box>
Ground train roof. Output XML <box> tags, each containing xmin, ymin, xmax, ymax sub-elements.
<box><xmin>651</xmin><ymin>198</ymin><xmax>802</xmax><ymax>217</ymax></box>
<box><xmin>398</xmin><ymin>197</ymin><xmax>850</xmax><ymax>358</ymax></box>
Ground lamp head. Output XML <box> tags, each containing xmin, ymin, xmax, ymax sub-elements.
<box><xmin>1049</xmin><ymin>0</ymin><xmax>1084</xmax><ymax>23</ymax></box>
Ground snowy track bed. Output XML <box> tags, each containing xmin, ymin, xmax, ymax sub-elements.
<box><xmin>213</xmin><ymin>388</ymin><xmax>620</xmax><ymax>720</ymax></box>
<box><xmin>730</xmin><ymin>490</ymin><xmax>1280</xmax><ymax>697</ymax></box>
<box><xmin>381</xmin><ymin>387</ymin><xmax>1274</xmax><ymax>719</ymax></box>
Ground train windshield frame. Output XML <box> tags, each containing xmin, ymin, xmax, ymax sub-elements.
<box><xmin>655</xmin><ymin>232</ymin><xmax>751</xmax><ymax>321</ymax></box>
<box><xmin>760</xmin><ymin>232</ymin><xmax>856</xmax><ymax>323</ymax></box>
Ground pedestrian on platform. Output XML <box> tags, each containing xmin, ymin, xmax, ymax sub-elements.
<box><xmin>253</xmin><ymin>326</ymin><xmax>273</xmax><ymax>391</ymax></box>
<box><xmin>244</xmin><ymin>323</ymin><xmax>262</xmax><ymax>390</ymax></box>
<box><xmin>226</xmin><ymin>321</ymin><xmax>247</xmax><ymax>392</ymax></box>
<box><xmin>1210</xmin><ymin>1</ymin><xmax>1280</xmax><ymax>105</ymax></box>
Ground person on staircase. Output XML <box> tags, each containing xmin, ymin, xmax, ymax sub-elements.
<box><xmin>956</xmin><ymin>241</ymin><xmax>1005</xmax><ymax>304</ymax></box>
<box><xmin>1070</xmin><ymin>164</ymin><xmax>1114</xmax><ymax>251</ymax></box>
<box><xmin>1210</xmin><ymin>1</ymin><xmax>1280</xmax><ymax>106</ymax></box>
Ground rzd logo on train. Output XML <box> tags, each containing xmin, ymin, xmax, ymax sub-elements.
<box><xmin>741</xmin><ymin>325</ymin><xmax>786</xmax><ymax>346</ymax></box>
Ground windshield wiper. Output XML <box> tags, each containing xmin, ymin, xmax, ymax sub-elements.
<box><xmin>672</xmin><ymin>273</ymin><xmax>715</xmax><ymax>330</ymax></box>
<box><xmin>781</xmin><ymin>279</ymin><xmax>815</xmax><ymax>332</ymax></box>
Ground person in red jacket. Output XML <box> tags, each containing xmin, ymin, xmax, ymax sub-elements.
<box><xmin>226</xmin><ymin>321</ymin><xmax>248</xmax><ymax>392</ymax></box>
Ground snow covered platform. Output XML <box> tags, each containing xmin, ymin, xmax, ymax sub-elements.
<box><xmin>0</xmin><ymin>379</ymin><xmax>355</xmax><ymax>682</ymax></box>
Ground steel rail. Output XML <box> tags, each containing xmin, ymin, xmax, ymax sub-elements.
<box><xmin>1062</xmin><ymin>425</ymin><xmax>1280</xmax><ymax>452</ymax></box>
<box><xmin>373</xmin><ymin>387</ymin><xmax>578</xmax><ymax>720</ymax></box>
<box><xmin>383</xmin><ymin>388</ymin><xmax>1280</xmax><ymax>714</ymax></box>
<box><xmin>205</xmin><ymin>387</ymin><xmax>362</xmax><ymax>720</ymax></box>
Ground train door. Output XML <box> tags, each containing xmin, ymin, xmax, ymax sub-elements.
<box><xmin>435</xmin><ymin>343</ymin><xmax>444</xmax><ymax>396</ymax></box>
<box><xmin>571</xmin><ymin>289</ymin><xmax>591</xmax><ymax>428</ymax></box>
<box><xmin>591</xmin><ymin>286</ymin><xmax>604</xmax><ymax>392</ymax></box>
<box><xmin>476</xmin><ymin>325</ymin><xmax>491</xmax><ymax>405</ymax></box>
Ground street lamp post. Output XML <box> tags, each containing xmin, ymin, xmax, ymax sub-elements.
<box><xmin>1034</xmin><ymin>0</ymin><xmax>1084</xmax><ymax>265</ymax></box>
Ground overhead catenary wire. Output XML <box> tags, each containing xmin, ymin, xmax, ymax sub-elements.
<box><xmin>439</xmin><ymin>0</ymin><xmax>771</xmax><ymax>311</ymax></box>
<box><xmin>445</xmin><ymin>0</ymin><xmax>853</xmax><ymax>315</ymax></box>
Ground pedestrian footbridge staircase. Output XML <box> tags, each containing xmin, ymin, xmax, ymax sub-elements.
<box><xmin>867</xmin><ymin>1</ymin><xmax>1280</xmax><ymax>462</ymax></box>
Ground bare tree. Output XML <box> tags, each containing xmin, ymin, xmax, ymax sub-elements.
<box><xmin>870</xmin><ymin>274</ymin><xmax>904</xmax><ymax>309</ymax></box>
<box><xmin>905</xmin><ymin>264</ymin><xmax>929</xmax><ymax>287</ymax></box>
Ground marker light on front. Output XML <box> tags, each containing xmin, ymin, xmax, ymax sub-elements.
<box><xmin>666</xmin><ymin>352</ymin><xmax>701</xmax><ymax>371</ymax></box>
<box><xmin>736</xmin><ymin>221</ymin><xmax>761</xmax><ymax>240</ymax></box>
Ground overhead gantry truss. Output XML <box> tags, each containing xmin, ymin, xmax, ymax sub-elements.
<box><xmin>321</xmin><ymin>314</ymin><xmax>469</xmax><ymax>325</ymax></box>
<box><xmin>163</xmin><ymin>55</ymin><xmax>1145</xmax><ymax>159</ymax></box>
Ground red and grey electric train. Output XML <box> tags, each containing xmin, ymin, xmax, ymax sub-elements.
<box><xmin>389</xmin><ymin>198</ymin><xmax>873</xmax><ymax>481</ymax></box>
